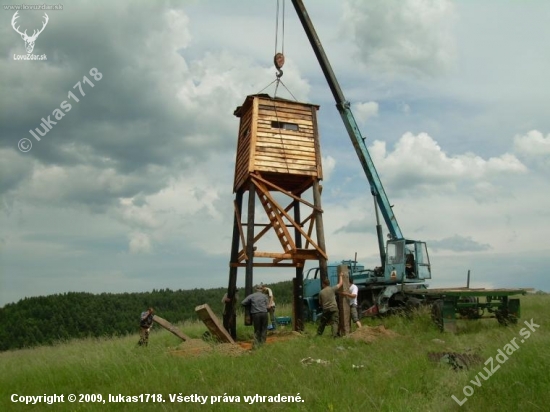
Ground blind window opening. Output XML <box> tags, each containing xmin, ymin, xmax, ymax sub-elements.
<box><xmin>271</xmin><ymin>121</ymin><xmax>299</xmax><ymax>131</ymax></box>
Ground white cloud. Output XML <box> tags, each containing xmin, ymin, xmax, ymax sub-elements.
<box><xmin>370</xmin><ymin>132</ymin><xmax>527</xmax><ymax>192</ymax></box>
<box><xmin>429</xmin><ymin>234</ymin><xmax>491</xmax><ymax>252</ymax></box>
<box><xmin>353</xmin><ymin>101</ymin><xmax>379</xmax><ymax>124</ymax></box>
<box><xmin>514</xmin><ymin>130</ymin><xmax>550</xmax><ymax>170</ymax></box>
<box><xmin>341</xmin><ymin>0</ymin><xmax>457</xmax><ymax>76</ymax></box>
<box><xmin>2</xmin><ymin>0</ymin><xmax>550</xmax><ymax>306</ymax></box>
<box><xmin>321</xmin><ymin>155</ymin><xmax>336</xmax><ymax>181</ymax></box>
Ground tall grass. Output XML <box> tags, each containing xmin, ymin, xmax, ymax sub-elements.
<box><xmin>1</xmin><ymin>296</ymin><xmax>549</xmax><ymax>411</ymax></box>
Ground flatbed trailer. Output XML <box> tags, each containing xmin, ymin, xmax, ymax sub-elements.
<box><xmin>407</xmin><ymin>288</ymin><xmax>527</xmax><ymax>332</ymax></box>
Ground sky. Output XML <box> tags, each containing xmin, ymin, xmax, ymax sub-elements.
<box><xmin>1</xmin><ymin>0</ymin><xmax>549</xmax><ymax>307</ymax></box>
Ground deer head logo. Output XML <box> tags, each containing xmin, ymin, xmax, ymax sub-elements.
<box><xmin>11</xmin><ymin>11</ymin><xmax>49</xmax><ymax>54</ymax></box>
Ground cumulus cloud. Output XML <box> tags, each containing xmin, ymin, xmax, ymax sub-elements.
<box><xmin>514</xmin><ymin>130</ymin><xmax>550</xmax><ymax>170</ymax></box>
<box><xmin>353</xmin><ymin>101</ymin><xmax>379</xmax><ymax>124</ymax></box>
<box><xmin>370</xmin><ymin>132</ymin><xmax>527</xmax><ymax>192</ymax></box>
<box><xmin>321</xmin><ymin>155</ymin><xmax>336</xmax><ymax>181</ymax></box>
<box><xmin>429</xmin><ymin>234</ymin><xmax>491</xmax><ymax>252</ymax></box>
<box><xmin>335</xmin><ymin>218</ymin><xmax>376</xmax><ymax>234</ymax></box>
<box><xmin>341</xmin><ymin>0</ymin><xmax>457</xmax><ymax>76</ymax></box>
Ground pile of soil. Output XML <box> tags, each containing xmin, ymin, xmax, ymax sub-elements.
<box><xmin>236</xmin><ymin>330</ymin><xmax>302</xmax><ymax>350</ymax></box>
<box><xmin>170</xmin><ymin>339</ymin><xmax>246</xmax><ymax>357</ymax></box>
<box><xmin>170</xmin><ymin>331</ymin><xmax>302</xmax><ymax>357</ymax></box>
<box><xmin>345</xmin><ymin>325</ymin><xmax>399</xmax><ymax>343</ymax></box>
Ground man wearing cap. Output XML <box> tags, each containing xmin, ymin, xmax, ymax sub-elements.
<box><xmin>317</xmin><ymin>273</ymin><xmax>344</xmax><ymax>337</ymax></box>
<box><xmin>138</xmin><ymin>307</ymin><xmax>154</xmax><ymax>346</ymax></box>
<box><xmin>241</xmin><ymin>285</ymin><xmax>269</xmax><ymax>347</ymax></box>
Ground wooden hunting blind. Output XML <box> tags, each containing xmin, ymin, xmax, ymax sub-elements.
<box><xmin>233</xmin><ymin>94</ymin><xmax>323</xmax><ymax>193</ymax></box>
<box><xmin>223</xmin><ymin>94</ymin><xmax>329</xmax><ymax>334</ymax></box>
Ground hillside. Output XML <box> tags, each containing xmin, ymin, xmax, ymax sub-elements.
<box><xmin>1</xmin><ymin>295</ymin><xmax>549</xmax><ymax>411</ymax></box>
<box><xmin>0</xmin><ymin>281</ymin><xmax>293</xmax><ymax>352</ymax></box>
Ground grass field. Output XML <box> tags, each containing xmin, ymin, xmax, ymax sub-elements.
<box><xmin>1</xmin><ymin>295</ymin><xmax>549</xmax><ymax>412</ymax></box>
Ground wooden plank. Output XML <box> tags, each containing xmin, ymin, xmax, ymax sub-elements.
<box><xmin>254</xmin><ymin>155</ymin><xmax>317</xmax><ymax>165</ymax></box>
<box><xmin>257</xmin><ymin>134</ymin><xmax>315</xmax><ymax>147</ymax></box>
<box><xmin>153</xmin><ymin>315</ymin><xmax>191</xmax><ymax>342</ymax></box>
<box><xmin>257</xmin><ymin>128</ymin><xmax>315</xmax><ymax>137</ymax></box>
<box><xmin>255</xmin><ymin>145</ymin><xmax>317</xmax><ymax>155</ymax></box>
<box><xmin>195</xmin><ymin>304</ymin><xmax>235</xmax><ymax>344</ymax></box>
<box><xmin>258</xmin><ymin>103</ymin><xmax>314</xmax><ymax>115</ymax></box>
<box><xmin>257</xmin><ymin>120</ymin><xmax>314</xmax><ymax>129</ymax></box>
<box><xmin>255</xmin><ymin>146</ymin><xmax>316</xmax><ymax>156</ymax></box>
<box><xmin>254</xmin><ymin>149</ymin><xmax>317</xmax><ymax>159</ymax></box>
<box><xmin>258</xmin><ymin>102</ymin><xmax>314</xmax><ymax>112</ymax></box>
<box><xmin>256</xmin><ymin>142</ymin><xmax>315</xmax><ymax>153</ymax></box>
<box><xmin>255</xmin><ymin>141</ymin><xmax>316</xmax><ymax>150</ymax></box>
<box><xmin>310</xmin><ymin>105</ymin><xmax>323</xmax><ymax>180</ymax></box>
<box><xmin>259</xmin><ymin>110</ymin><xmax>315</xmax><ymax>120</ymax></box>
<box><xmin>252</xmin><ymin>251</ymin><xmax>320</xmax><ymax>259</ymax></box>
<box><xmin>258</xmin><ymin>122</ymin><xmax>315</xmax><ymax>137</ymax></box>
<box><xmin>255</xmin><ymin>146</ymin><xmax>317</xmax><ymax>157</ymax></box>
<box><xmin>249</xmin><ymin>98</ymin><xmax>259</xmax><ymax>176</ymax></box>
<box><xmin>254</xmin><ymin>159</ymin><xmax>317</xmax><ymax>169</ymax></box>
<box><xmin>234</xmin><ymin>110</ymin><xmax>253</xmax><ymax>190</ymax></box>
<box><xmin>257</xmin><ymin>98</ymin><xmax>319</xmax><ymax>112</ymax></box>
<box><xmin>257</xmin><ymin>110</ymin><xmax>313</xmax><ymax>122</ymax></box>
<box><xmin>256</xmin><ymin>115</ymin><xmax>314</xmax><ymax>127</ymax></box>
<box><xmin>256</xmin><ymin>140</ymin><xmax>315</xmax><ymax>150</ymax></box>
<box><xmin>255</xmin><ymin>165</ymin><xmax>317</xmax><ymax>175</ymax></box>
<box><xmin>257</xmin><ymin>128</ymin><xmax>315</xmax><ymax>138</ymax></box>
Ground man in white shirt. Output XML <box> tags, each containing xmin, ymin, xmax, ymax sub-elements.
<box><xmin>341</xmin><ymin>278</ymin><xmax>362</xmax><ymax>329</ymax></box>
<box><xmin>261</xmin><ymin>284</ymin><xmax>276</xmax><ymax>330</ymax></box>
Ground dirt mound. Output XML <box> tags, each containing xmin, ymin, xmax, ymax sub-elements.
<box><xmin>345</xmin><ymin>325</ymin><xmax>399</xmax><ymax>343</ymax></box>
<box><xmin>236</xmin><ymin>330</ymin><xmax>303</xmax><ymax>350</ymax></box>
<box><xmin>170</xmin><ymin>339</ymin><xmax>246</xmax><ymax>357</ymax></box>
<box><xmin>170</xmin><ymin>331</ymin><xmax>302</xmax><ymax>357</ymax></box>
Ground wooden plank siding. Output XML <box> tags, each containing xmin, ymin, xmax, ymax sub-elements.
<box><xmin>233</xmin><ymin>108</ymin><xmax>252</xmax><ymax>191</ymax></box>
<box><xmin>233</xmin><ymin>94</ymin><xmax>323</xmax><ymax>192</ymax></box>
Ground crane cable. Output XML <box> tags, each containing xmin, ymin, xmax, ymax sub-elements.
<box><xmin>273</xmin><ymin>0</ymin><xmax>290</xmax><ymax>173</ymax></box>
<box><xmin>257</xmin><ymin>0</ymin><xmax>297</xmax><ymax>100</ymax></box>
<box><xmin>274</xmin><ymin>0</ymin><xmax>285</xmax><ymax>79</ymax></box>
<box><xmin>274</xmin><ymin>0</ymin><xmax>285</xmax><ymax>57</ymax></box>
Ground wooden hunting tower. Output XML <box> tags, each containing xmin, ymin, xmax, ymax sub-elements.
<box><xmin>223</xmin><ymin>94</ymin><xmax>329</xmax><ymax>335</ymax></box>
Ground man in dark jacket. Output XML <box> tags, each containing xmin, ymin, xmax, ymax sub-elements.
<box><xmin>138</xmin><ymin>307</ymin><xmax>154</xmax><ymax>346</ymax></box>
<box><xmin>317</xmin><ymin>273</ymin><xmax>343</xmax><ymax>337</ymax></box>
<box><xmin>241</xmin><ymin>285</ymin><xmax>269</xmax><ymax>348</ymax></box>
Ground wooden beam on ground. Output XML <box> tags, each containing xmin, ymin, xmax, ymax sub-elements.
<box><xmin>195</xmin><ymin>304</ymin><xmax>235</xmax><ymax>344</ymax></box>
<box><xmin>153</xmin><ymin>315</ymin><xmax>190</xmax><ymax>342</ymax></box>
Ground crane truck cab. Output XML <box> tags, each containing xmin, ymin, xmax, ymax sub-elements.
<box><xmin>385</xmin><ymin>239</ymin><xmax>431</xmax><ymax>282</ymax></box>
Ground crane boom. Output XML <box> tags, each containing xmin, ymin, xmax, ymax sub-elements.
<box><xmin>291</xmin><ymin>0</ymin><xmax>403</xmax><ymax>241</ymax></box>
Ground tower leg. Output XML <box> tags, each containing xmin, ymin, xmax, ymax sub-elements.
<box><xmin>313</xmin><ymin>180</ymin><xmax>328</xmax><ymax>282</ymax></box>
<box><xmin>244</xmin><ymin>182</ymin><xmax>256</xmax><ymax>325</ymax></box>
<box><xmin>224</xmin><ymin>190</ymin><xmax>243</xmax><ymax>341</ymax></box>
<box><xmin>293</xmin><ymin>197</ymin><xmax>304</xmax><ymax>331</ymax></box>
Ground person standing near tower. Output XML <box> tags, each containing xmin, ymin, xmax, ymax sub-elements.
<box><xmin>262</xmin><ymin>284</ymin><xmax>276</xmax><ymax>330</ymax></box>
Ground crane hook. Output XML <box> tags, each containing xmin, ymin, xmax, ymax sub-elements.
<box><xmin>274</xmin><ymin>52</ymin><xmax>285</xmax><ymax>78</ymax></box>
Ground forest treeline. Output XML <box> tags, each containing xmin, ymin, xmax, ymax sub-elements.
<box><xmin>0</xmin><ymin>281</ymin><xmax>293</xmax><ymax>352</ymax></box>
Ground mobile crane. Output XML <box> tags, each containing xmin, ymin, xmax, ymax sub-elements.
<box><xmin>291</xmin><ymin>1</ymin><xmax>527</xmax><ymax>331</ymax></box>
<box><xmin>291</xmin><ymin>0</ymin><xmax>432</xmax><ymax>319</ymax></box>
